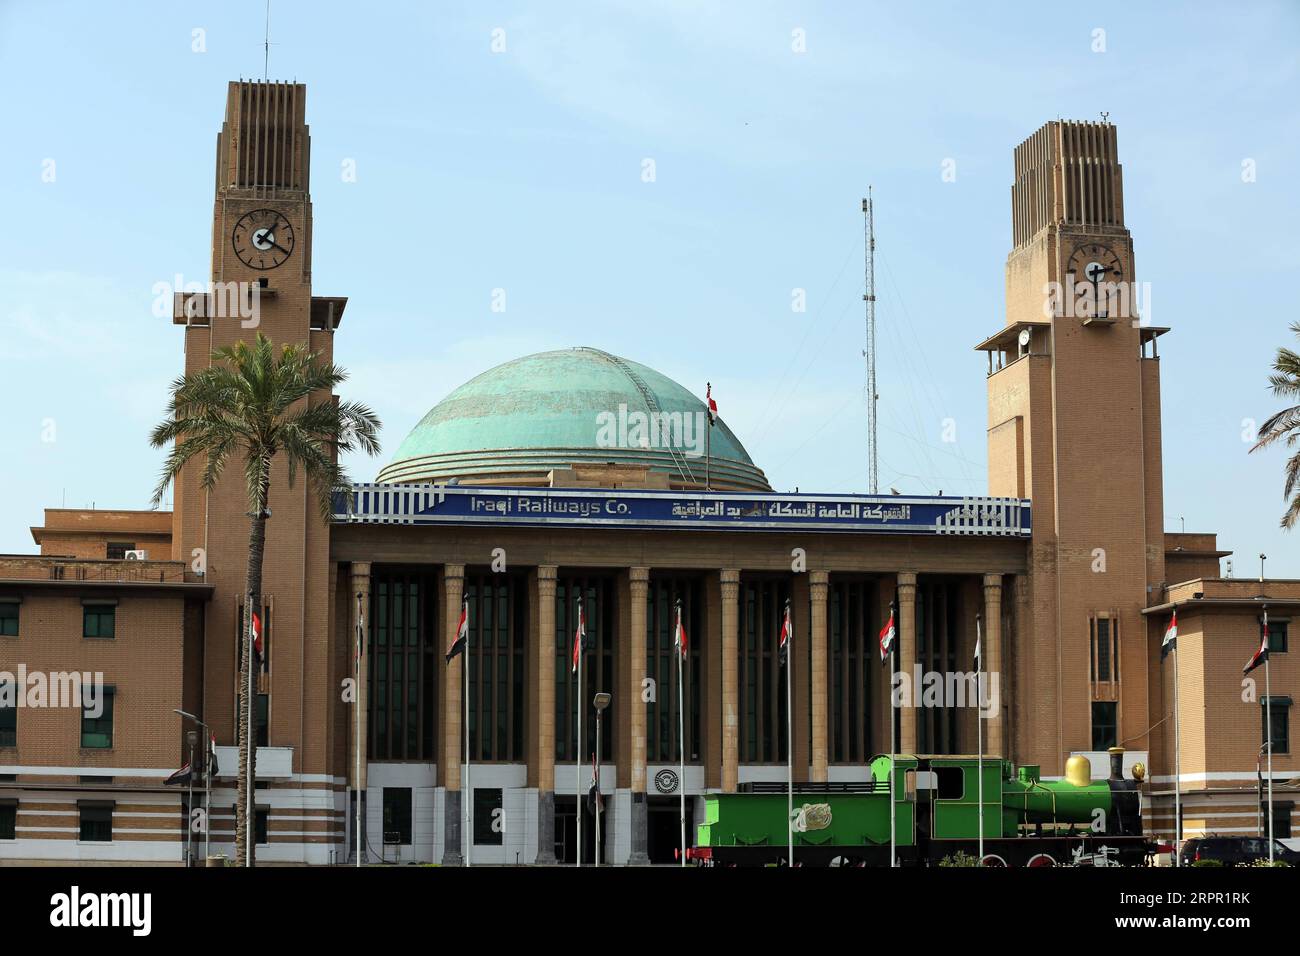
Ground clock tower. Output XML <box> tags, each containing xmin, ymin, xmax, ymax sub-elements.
<box><xmin>171</xmin><ymin>81</ymin><xmax>347</xmax><ymax>857</ymax></box>
<box><xmin>978</xmin><ymin>120</ymin><xmax>1167</xmax><ymax>774</ymax></box>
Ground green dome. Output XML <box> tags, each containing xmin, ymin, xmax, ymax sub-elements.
<box><xmin>376</xmin><ymin>347</ymin><xmax>770</xmax><ymax>491</ymax></box>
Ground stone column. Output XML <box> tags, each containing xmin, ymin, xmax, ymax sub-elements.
<box><xmin>810</xmin><ymin>570</ymin><xmax>829</xmax><ymax>781</ymax></box>
<box><xmin>535</xmin><ymin>565</ymin><xmax>558</xmax><ymax>864</ymax></box>
<box><xmin>897</xmin><ymin>571</ymin><xmax>918</xmax><ymax>754</ymax></box>
<box><xmin>982</xmin><ymin>573</ymin><xmax>1005</xmax><ymax>759</ymax></box>
<box><xmin>720</xmin><ymin>569</ymin><xmax>740</xmax><ymax>792</ymax></box>
<box><xmin>349</xmin><ymin>561</ymin><xmax>371</xmax><ymax>860</ymax></box>
<box><xmin>441</xmin><ymin>564</ymin><xmax>465</xmax><ymax>866</ymax></box>
<box><xmin>627</xmin><ymin>567</ymin><xmax>650</xmax><ymax>865</ymax></box>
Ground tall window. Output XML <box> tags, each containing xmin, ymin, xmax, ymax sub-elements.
<box><xmin>829</xmin><ymin>579</ymin><xmax>876</xmax><ymax>763</ymax></box>
<box><xmin>738</xmin><ymin>578</ymin><xmax>790</xmax><ymax>763</ymax></box>
<box><xmin>1092</xmin><ymin>701</ymin><xmax>1118</xmax><ymax>750</ymax></box>
<box><xmin>383</xmin><ymin>787</ymin><xmax>413</xmax><ymax>845</ymax></box>
<box><xmin>238</xmin><ymin>601</ymin><xmax>273</xmax><ymax>674</ymax></box>
<box><xmin>0</xmin><ymin>801</ymin><xmax>14</xmax><ymax>840</ymax></box>
<box><xmin>0</xmin><ymin>602</ymin><xmax>17</xmax><ymax>637</ymax></box>
<box><xmin>465</xmin><ymin>572</ymin><xmax>527</xmax><ymax>762</ymax></box>
<box><xmin>0</xmin><ymin>681</ymin><xmax>15</xmax><ymax>747</ymax></box>
<box><xmin>255</xmin><ymin>694</ymin><xmax>269</xmax><ymax>747</ymax></box>
<box><xmin>255</xmin><ymin>807</ymin><xmax>269</xmax><ymax>845</ymax></box>
<box><xmin>646</xmin><ymin>576</ymin><xmax>702</xmax><ymax>762</ymax></box>
<box><xmin>78</xmin><ymin>804</ymin><xmax>112</xmax><ymax>842</ymax></box>
<box><xmin>1263</xmin><ymin>697</ymin><xmax>1291</xmax><ymax>755</ymax></box>
<box><xmin>368</xmin><ymin>568</ymin><xmax>438</xmax><ymax>761</ymax></box>
<box><xmin>81</xmin><ymin>686</ymin><xmax>115</xmax><ymax>749</ymax></box>
<box><xmin>556</xmin><ymin>575</ymin><xmax>615</xmax><ymax>762</ymax></box>
<box><xmin>1090</xmin><ymin>614</ymin><xmax>1120</xmax><ymax>683</ymax></box>
<box><xmin>83</xmin><ymin>604</ymin><xmax>115</xmax><ymax>639</ymax></box>
<box><xmin>916</xmin><ymin>578</ymin><xmax>963</xmax><ymax>754</ymax></box>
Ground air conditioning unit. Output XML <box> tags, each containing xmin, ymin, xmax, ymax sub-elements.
<box><xmin>124</xmin><ymin>550</ymin><xmax>149</xmax><ymax>561</ymax></box>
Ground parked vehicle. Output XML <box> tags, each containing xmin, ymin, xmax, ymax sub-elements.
<box><xmin>1180</xmin><ymin>836</ymin><xmax>1298</xmax><ymax>866</ymax></box>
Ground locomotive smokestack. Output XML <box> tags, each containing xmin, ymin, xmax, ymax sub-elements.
<box><xmin>1107</xmin><ymin>746</ymin><xmax>1125</xmax><ymax>781</ymax></box>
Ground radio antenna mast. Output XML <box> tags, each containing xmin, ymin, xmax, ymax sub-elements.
<box><xmin>264</xmin><ymin>0</ymin><xmax>271</xmax><ymax>79</ymax></box>
<box><xmin>862</xmin><ymin>189</ymin><xmax>879</xmax><ymax>494</ymax></box>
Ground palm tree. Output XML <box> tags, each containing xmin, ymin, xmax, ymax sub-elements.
<box><xmin>1251</xmin><ymin>321</ymin><xmax>1300</xmax><ymax>529</ymax></box>
<box><xmin>150</xmin><ymin>333</ymin><xmax>381</xmax><ymax>865</ymax></box>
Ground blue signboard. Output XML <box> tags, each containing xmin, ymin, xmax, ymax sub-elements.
<box><xmin>333</xmin><ymin>484</ymin><xmax>1031</xmax><ymax>537</ymax></box>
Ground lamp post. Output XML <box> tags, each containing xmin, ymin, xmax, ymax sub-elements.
<box><xmin>185</xmin><ymin>730</ymin><xmax>197</xmax><ymax>866</ymax></box>
<box><xmin>174</xmin><ymin>709</ymin><xmax>211</xmax><ymax>864</ymax></box>
<box><xmin>593</xmin><ymin>692</ymin><xmax>611</xmax><ymax>866</ymax></box>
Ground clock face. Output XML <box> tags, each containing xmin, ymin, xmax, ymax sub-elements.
<box><xmin>1068</xmin><ymin>242</ymin><xmax>1123</xmax><ymax>286</ymax></box>
<box><xmin>232</xmin><ymin>208</ymin><xmax>294</xmax><ymax>270</ymax></box>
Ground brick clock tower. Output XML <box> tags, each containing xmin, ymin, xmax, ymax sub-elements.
<box><xmin>171</xmin><ymin>82</ymin><xmax>348</xmax><ymax>860</ymax></box>
<box><xmin>978</xmin><ymin>120</ymin><xmax>1168</xmax><ymax>775</ymax></box>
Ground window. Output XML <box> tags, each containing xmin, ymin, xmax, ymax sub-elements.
<box><xmin>1091</xmin><ymin>701</ymin><xmax>1118</xmax><ymax>750</ymax></box>
<box><xmin>646</xmin><ymin>576</ymin><xmax>702</xmax><ymax>763</ymax></box>
<box><xmin>255</xmin><ymin>694</ymin><xmax>269</xmax><ymax>748</ymax></box>
<box><xmin>383</xmin><ymin>787</ymin><xmax>412</xmax><ymax>845</ymax></box>
<box><xmin>1264</xmin><ymin>802</ymin><xmax>1293</xmax><ymax>840</ymax></box>
<box><xmin>81</xmin><ymin>686</ymin><xmax>115</xmax><ymax>749</ymax></box>
<box><xmin>738</xmin><ymin>578</ymin><xmax>791</xmax><ymax>763</ymax></box>
<box><xmin>1267</xmin><ymin>620</ymin><xmax>1289</xmax><ymax>654</ymax></box>
<box><xmin>368</xmin><ymin>570</ymin><xmax>440</xmax><ymax>762</ymax></box>
<box><xmin>0</xmin><ymin>682</ymin><xmax>15</xmax><ymax>747</ymax></box>
<box><xmin>0</xmin><ymin>603</ymin><xmax>17</xmax><ymax>637</ymax></box>
<box><xmin>106</xmin><ymin>542</ymin><xmax>135</xmax><ymax>560</ymax></box>
<box><xmin>0</xmin><ymin>801</ymin><xmax>14</xmax><ymax>840</ymax></box>
<box><xmin>1262</xmin><ymin>697</ymin><xmax>1290</xmax><ymax>756</ymax></box>
<box><xmin>555</xmin><ymin>576</ymin><xmax>615</xmax><ymax>762</ymax></box>
<box><xmin>1089</xmin><ymin>614</ymin><xmax>1119</xmax><ymax>683</ymax></box>
<box><xmin>472</xmin><ymin>788</ymin><xmax>503</xmax><ymax>846</ymax></box>
<box><xmin>465</xmin><ymin>573</ymin><xmax>527</xmax><ymax>762</ymax></box>
<box><xmin>935</xmin><ymin>766</ymin><xmax>965</xmax><ymax>800</ymax></box>
<box><xmin>83</xmin><ymin>604</ymin><xmax>115</xmax><ymax>639</ymax></box>
<box><xmin>79</xmin><ymin>804</ymin><xmax>112</xmax><ymax>842</ymax></box>
<box><xmin>828</xmin><ymin>579</ymin><xmax>876</xmax><ymax>763</ymax></box>
<box><xmin>255</xmin><ymin>807</ymin><xmax>269</xmax><ymax>845</ymax></box>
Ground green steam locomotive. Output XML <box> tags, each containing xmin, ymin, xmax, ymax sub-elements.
<box><xmin>686</xmin><ymin>747</ymin><xmax>1153</xmax><ymax>867</ymax></box>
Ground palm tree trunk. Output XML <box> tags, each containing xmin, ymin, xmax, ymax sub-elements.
<box><xmin>236</xmin><ymin>462</ymin><xmax>271</xmax><ymax>867</ymax></box>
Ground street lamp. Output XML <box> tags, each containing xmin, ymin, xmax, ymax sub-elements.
<box><xmin>593</xmin><ymin>692</ymin><xmax>611</xmax><ymax>866</ymax></box>
<box><xmin>174</xmin><ymin>709</ymin><xmax>212</xmax><ymax>864</ymax></box>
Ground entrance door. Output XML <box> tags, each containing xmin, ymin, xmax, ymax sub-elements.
<box><xmin>554</xmin><ymin>795</ymin><xmax>605</xmax><ymax>864</ymax></box>
<box><xmin>648</xmin><ymin>796</ymin><xmax>687</xmax><ymax>864</ymax></box>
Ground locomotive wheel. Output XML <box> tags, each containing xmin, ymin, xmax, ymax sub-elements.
<box><xmin>979</xmin><ymin>853</ymin><xmax>1008</xmax><ymax>867</ymax></box>
<box><xmin>1026</xmin><ymin>853</ymin><xmax>1056</xmax><ymax>868</ymax></box>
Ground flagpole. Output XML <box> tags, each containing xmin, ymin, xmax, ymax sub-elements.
<box><xmin>976</xmin><ymin>613</ymin><xmax>984</xmax><ymax>864</ymax></box>
<box><xmin>245</xmin><ymin>595</ymin><xmax>255</xmax><ymax>868</ymax></box>
<box><xmin>205</xmin><ymin>738</ymin><xmax>211</xmax><ymax>862</ymax></box>
<box><xmin>576</xmin><ymin>596</ymin><xmax>583</xmax><ymax>868</ymax></box>
<box><xmin>1265</xmin><ymin>607</ymin><xmax>1274</xmax><ymax>864</ymax></box>
<box><xmin>1173</xmin><ymin>640</ymin><xmax>1181</xmax><ymax>867</ymax></box>
<box><xmin>677</xmin><ymin>600</ymin><xmax>687</xmax><ymax>867</ymax></box>
<box><xmin>186</xmin><ymin>737</ymin><xmax>195</xmax><ymax>866</ymax></box>
<box><xmin>783</xmin><ymin>599</ymin><xmax>793</xmax><ymax>867</ymax></box>
<box><xmin>888</xmin><ymin>599</ymin><xmax>897</xmax><ymax>869</ymax></box>
<box><xmin>705</xmin><ymin>383</ymin><xmax>712</xmax><ymax>492</ymax></box>
<box><xmin>355</xmin><ymin>593</ymin><xmax>363</xmax><ymax>868</ymax></box>
<box><xmin>465</xmin><ymin>605</ymin><xmax>472</xmax><ymax>868</ymax></box>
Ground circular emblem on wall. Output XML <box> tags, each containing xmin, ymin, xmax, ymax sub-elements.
<box><xmin>654</xmin><ymin>769</ymin><xmax>679</xmax><ymax>794</ymax></box>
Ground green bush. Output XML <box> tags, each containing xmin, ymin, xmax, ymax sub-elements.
<box><xmin>1248</xmin><ymin>858</ymin><xmax>1290</xmax><ymax>867</ymax></box>
<box><xmin>1191</xmin><ymin>858</ymin><xmax>1224</xmax><ymax>867</ymax></box>
<box><xmin>938</xmin><ymin>851</ymin><xmax>981</xmax><ymax>867</ymax></box>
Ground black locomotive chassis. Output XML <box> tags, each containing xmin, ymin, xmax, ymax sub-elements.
<box><xmin>701</xmin><ymin>836</ymin><xmax>1153</xmax><ymax>867</ymax></box>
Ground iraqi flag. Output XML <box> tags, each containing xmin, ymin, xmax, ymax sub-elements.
<box><xmin>587</xmin><ymin>752</ymin><xmax>603</xmax><ymax>815</ymax></box>
<box><xmin>446</xmin><ymin>597</ymin><xmax>469</xmax><ymax>663</ymax></box>
<box><xmin>878</xmin><ymin>608</ymin><xmax>896</xmax><ymax>665</ymax></box>
<box><xmin>777</xmin><ymin>602</ymin><xmax>791</xmax><ymax>666</ymax></box>
<box><xmin>165</xmin><ymin>761</ymin><xmax>193</xmax><ymax>786</ymax></box>
<box><xmin>1243</xmin><ymin>615</ymin><xmax>1270</xmax><ymax>675</ymax></box>
<box><xmin>251</xmin><ymin>610</ymin><xmax>265</xmax><ymax>671</ymax></box>
<box><xmin>1161</xmin><ymin>610</ymin><xmax>1177</xmax><ymax>660</ymax></box>
<box><xmin>674</xmin><ymin>601</ymin><xmax>688</xmax><ymax>660</ymax></box>
<box><xmin>705</xmin><ymin>383</ymin><xmax>717</xmax><ymax>425</ymax></box>
<box><xmin>571</xmin><ymin>596</ymin><xmax>587</xmax><ymax>674</ymax></box>
<box><xmin>973</xmin><ymin>617</ymin><xmax>982</xmax><ymax>672</ymax></box>
<box><xmin>208</xmin><ymin>732</ymin><xmax>220</xmax><ymax>778</ymax></box>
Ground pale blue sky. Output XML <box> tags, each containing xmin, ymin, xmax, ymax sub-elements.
<box><xmin>1</xmin><ymin>0</ymin><xmax>1297</xmax><ymax>574</ymax></box>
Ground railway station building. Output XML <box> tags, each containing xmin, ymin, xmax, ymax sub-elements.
<box><xmin>0</xmin><ymin>82</ymin><xmax>1295</xmax><ymax>864</ymax></box>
